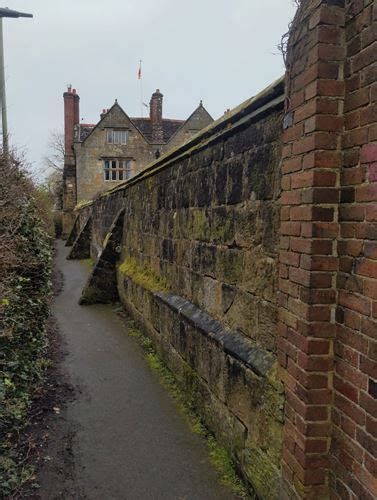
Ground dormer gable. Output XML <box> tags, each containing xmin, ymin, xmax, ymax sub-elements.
<box><xmin>77</xmin><ymin>101</ymin><xmax>149</xmax><ymax>146</ymax></box>
<box><xmin>166</xmin><ymin>101</ymin><xmax>214</xmax><ymax>145</ymax></box>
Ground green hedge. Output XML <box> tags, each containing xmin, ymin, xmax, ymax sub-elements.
<box><xmin>0</xmin><ymin>158</ymin><xmax>53</xmax><ymax>494</ymax></box>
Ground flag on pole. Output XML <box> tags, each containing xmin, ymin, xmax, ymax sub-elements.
<box><xmin>138</xmin><ymin>60</ymin><xmax>142</xmax><ymax>80</ymax></box>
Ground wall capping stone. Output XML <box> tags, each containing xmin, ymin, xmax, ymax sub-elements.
<box><xmin>155</xmin><ymin>292</ymin><xmax>277</xmax><ymax>381</ymax></box>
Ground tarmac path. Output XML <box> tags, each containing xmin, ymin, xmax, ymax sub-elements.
<box><xmin>38</xmin><ymin>240</ymin><xmax>235</xmax><ymax>500</ymax></box>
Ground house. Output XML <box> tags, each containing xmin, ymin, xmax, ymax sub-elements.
<box><xmin>62</xmin><ymin>85</ymin><xmax>213</xmax><ymax>236</ymax></box>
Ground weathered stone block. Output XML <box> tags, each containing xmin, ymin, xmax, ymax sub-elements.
<box><xmin>242</xmin><ymin>250</ymin><xmax>277</xmax><ymax>302</ymax></box>
<box><xmin>190</xmin><ymin>208</ymin><xmax>210</xmax><ymax>241</ymax></box>
<box><xmin>234</xmin><ymin>204</ymin><xmax>259</xmax><ymax>247</ymax></box>
<box><xmin>210</xmin><ymin>206</ymin><xmax>235</xmax><ymax>245</ymax></box>
<box><xmin>257</xmin><ymin>301</ymin><xmax>278</xmax><ymax>352</ymax></box>
<box><xmin>215</xmin><ymin>248</ymin><xmax>243</xmax><ymax>284</ymax></box>
<box><xmin>227</xmin><ymin>157</ymin><xmax>244</xmax><ymax>205</ymax></box>
<box><xmin>224</xmin><ymin>289</ymin><xmax>258</xmax><ymax>339</ymax></box>
<box><xmin>195</xmin><ymin>381</ymin><xmax>247</xmax><ymax>458</ymax></box>
<box><xmin>214</xmin><ymin>161</ymin><xmax>228</xmax><ymax>205</ymax></box>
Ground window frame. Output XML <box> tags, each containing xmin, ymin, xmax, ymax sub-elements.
<box><xmin>106</xmin><ymin>129</ymin><xmax>113</xmax><ymax>144</ymax></box>
<box><xmin>121</xmin><ymin>130</ymin><xmax>127</xmax><ymax>145</ymax></box>
<box><xmin>106</xmin><ymin>128</ymin><xmax>127</xmax><ymax>145</ymax></box>
<box><xmin>103</xmin><ymin>158</ymin><xmax>132</xmax><ymax>182</ymax></box>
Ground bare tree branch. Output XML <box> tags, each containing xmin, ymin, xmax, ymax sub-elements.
<box><xmin>42</xmin><ymin>130</ymin><xmax>65</xmax><ymax>210</ymax></box>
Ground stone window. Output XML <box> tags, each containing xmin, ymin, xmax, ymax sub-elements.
<box><xmin>103</xmin><ymin>159</ymin><xmax>132</xmax><ymax>181</ymax></box>
<box><xmin>106</xmin><ymin>129</ymin><xmax>127</xmax><ymax>145</ymax></box>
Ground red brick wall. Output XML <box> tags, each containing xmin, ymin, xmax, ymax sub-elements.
<box><xmin>331</xmin><ymin>1</ymin><xmax>377</xmax><ymax>498</ymax></box>
<box><xmin>279</xmin><ymin>1</ymin><xmax>345</xmax><ymax>497</ymax></box>
<box><xmin>62</xmin><ymin>87</ymin><xmax>80</xmax><ymax>238</ymax></box>
<box><xmin>279</xmin><ymin>0</ymin><xmax>376</xmax><ymax>498</ymax></box>
<box><xmin>63</xmin><ymin>87</ymin><xmax>79</xmax><ymax>156</ymax></box>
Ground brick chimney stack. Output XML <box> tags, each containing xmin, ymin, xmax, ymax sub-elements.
<box><xmin>150</xmin><ymin>89</ymin><xmax>163</xmax><ymax>143</ymax></box>
<box><xmin>63</xmin><ymin>85</ymin><xmax>80</xmax><ymax>156</ymax></box>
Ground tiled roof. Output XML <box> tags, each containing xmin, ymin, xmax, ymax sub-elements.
<box><xmin>74</xmin><ymin>113</ymin><xmax>185</xmax><ymax>145</ymax></box>
<box><xmin>131</xmin><ymin>117</ymin><xmax>184</xmax><ymax>143</ymax></box>
<box><xmin>75</xmin><ymin>124</ymin><xmax>95</xmax><ymax>142</ymax></box>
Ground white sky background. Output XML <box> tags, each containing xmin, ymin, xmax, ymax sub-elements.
<box><xmin>6</xmin><ymin>0</ymin><xmax>297</xmax><ymax>178</ymax></box>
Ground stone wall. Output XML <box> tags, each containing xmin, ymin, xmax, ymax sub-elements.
<box><xmin>69</xmin><ymin>78</ymin><xmax>286</xmax><ymax>498</ymax></box>
<box><xmin>119</xmin><ymin>108</ymin><xmax>282</xmax><ymax>348</ymax></box>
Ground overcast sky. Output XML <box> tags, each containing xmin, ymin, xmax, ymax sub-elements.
<box><xmin>6</xmin><ymin>0</ymin><xmax>296</xmax><ymax>178</ymax></box>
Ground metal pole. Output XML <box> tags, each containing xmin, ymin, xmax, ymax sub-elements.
<box><xmin>0</xmin><ymin>17</ymin><xmax>8</xmax><ymax>155</ymax></box>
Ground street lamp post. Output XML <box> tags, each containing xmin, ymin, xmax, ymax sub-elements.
<box><xmin>0</xmin><ymin>7</ymin><xmax>33</xmax><ymax>156</ymax></box>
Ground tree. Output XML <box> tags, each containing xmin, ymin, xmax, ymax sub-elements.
<box><xmin>44</xmin><ymin>130</ymin><xmax>65</xmax><ymax>172</ymax></box>
<box><xmin>42</xmin><ymin>130</ymin><xmax>65</xmax><ymax>210</ymax></box>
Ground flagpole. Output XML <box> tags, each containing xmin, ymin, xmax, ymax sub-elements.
<box><xmin>139</xmin><ymin>60</ymin><xmax>143</xmax><ymax>118</ymax></box>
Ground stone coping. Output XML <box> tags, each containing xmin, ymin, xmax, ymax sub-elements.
<box><xmin>154</xmin><ymin>292</ymin><xmax>276</xmax><ymax>381</ymax></box>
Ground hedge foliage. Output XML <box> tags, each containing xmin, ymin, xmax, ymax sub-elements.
<box><xmin>0</xmin><ymin>154</ymin><xmax>54</xmax><ymax>494</ymax></box>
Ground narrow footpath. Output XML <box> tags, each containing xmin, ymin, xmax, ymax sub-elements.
<box><xmin>38</xmin><ymin>240</ymin><xmax>235</xmax><ymax>499</ymax></box>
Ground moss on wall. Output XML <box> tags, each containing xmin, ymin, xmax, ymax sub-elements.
<box><xmin>119</xmin><ymin>257</ymin><xmax>169</xmax><ymax>292</ymax></box>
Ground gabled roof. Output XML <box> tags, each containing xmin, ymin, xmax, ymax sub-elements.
<box><xmin>166</xmin><ymin>102</ymin><xmax>214</xmax><ymax>144</ymax></box>
<box><xmin>75</xmin><ymin>100</ymin><xmax>213</xmax><ymax>145</ymax></box>
<box><xmin>186</xmin><ymin>101</ymin><xmax>214</xmax><ymax>125</ymax></box>
<box><xmin>75</xmin><ymin>101</ymin><xmax>147</xmax><ymax>145</ymax></box>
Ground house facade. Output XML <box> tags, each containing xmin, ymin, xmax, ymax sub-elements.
<box><xmin>62</xmin><ymin>86</ymin><xmax>213</xmax><ymax>237</ymax></box>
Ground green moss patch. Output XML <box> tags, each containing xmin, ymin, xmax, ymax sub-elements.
<box><xmin>119</xmin><ymin>258</ymin><xmax>169</xmax><ymax>293</ymax></box>
<box><xmin>81</xmin><ymin>258</ymin><xmax>94</xmax><ymax>270</ymax></box>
